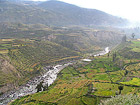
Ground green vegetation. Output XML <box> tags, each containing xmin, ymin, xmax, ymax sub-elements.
<box><xmin>121</xmin><ymin>78</ymin><xmax>140</xmax><ymax>86</ymax></box>
<box><xmin>0</xmin><ymin>0</ymin><xmax>127</xmax><ymax>26</ymax></box>
<box><xmin>0</xmin><ymin>22</ymin><xmax>125</xmax><ymax>53</ymax></box>
<box><xmin>100</xmin><ymin>94</ymin><xmax>140</xmax><ymax>105</ymax></box>
<box><xmin>0</xmin><ymin>22</ymin><xmax>126</xmax><ymax>94</ymax></box>
<box><xmin>10</xmin><ymin>40</ymin><xmax>140</xmax><ymax>105</ymax></box>
<box><xmin>0</xmin><ymin>1</ymin><xmax>139</xmax><ymax>104</ymax></box>
<box><xmin>0</xmin><ymin>38</ymin><xmax>79</xmax><ymax>92</ymax></box>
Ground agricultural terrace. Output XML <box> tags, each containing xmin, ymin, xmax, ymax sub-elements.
<box><xmin>11</xmin><ymin>41</ymin><xmax>140</xmax><ymax>105</ymax></box>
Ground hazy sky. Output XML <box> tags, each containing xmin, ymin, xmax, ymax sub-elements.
<box><xmin>32</xmin><ymin>0</ymin><xmax>140</xmax><ymax>22</ymax></box>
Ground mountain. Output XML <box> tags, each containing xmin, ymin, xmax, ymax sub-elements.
<box><xmin>0</xmin><ymin>0</ymin><xmax>128</xmax><ymax>27</ymax></box>
<box><xmin>0</xmin><ymin>1</ymin><xmax>59</xmax><ymax>25</ymax></box>
<box><xmin>0</xmin><ymin>0</ymin><xmax>136</xmax><ymax>104</ymax></box>
<box><xmin>0</xmin><ymin>22</ymin><xmax>125</xmax><ymax>52</ymax></box>
<box><xmin>38</xmin><ymin>0</ymin><xmax>128</xmax><ymax>26</ymax></box>
<box><xmin>6</xmin><ymin>0</ymin><xmax>42</xmax><ymax>4</ymax></box>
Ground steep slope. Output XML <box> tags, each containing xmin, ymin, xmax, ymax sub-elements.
<box><xmin>0</xmin><ymin>39</ymin><xmax>79</xmax><ymax>95</ymax></box>
<box><xmin>51</xmin><ymin>28</ymin><xmax>125</xmax><ymax>52</ymax></box>
<box><xmin>0</xmin><ymin>0</ymin><xmax>128</xmax><ymax>26</ymax></box>
<box><xmin>10</xmin><ymin>40</ymin><xmax>140</xmax><ymax>105</ymax></box>
<box><xmin>38</xmin><ymin>0</ymin><xmax>128</xmax><ymax>26</ymax></box>
<box><xmin>0</xmin><ymin>1</ymin><xmax>63</xmax><ymax>25</ymax></box>
<box><xmin>0</xmin><ymin>23</ymin><xmax>125</xmax><ymax>53</ymax></box>
<box><xmin>0</xmin><ymin>55</ymin><xmax>21</xmax><ymax>94</ymax></box>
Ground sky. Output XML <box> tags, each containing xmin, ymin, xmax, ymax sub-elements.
<box><xmin>32</xmin><ymin>0</ymin><xmax>140</xmax><ymax>22</ymax></box>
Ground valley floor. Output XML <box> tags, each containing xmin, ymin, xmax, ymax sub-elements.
<box><xmin>1</xmin><ymin>47</ymin><xmax>109</xmax><ymax>105</ymax></box>
<box><xmin>10</xmin><ymin>40</ymin><xmax>140</xmax><ymax>105</ymax></box>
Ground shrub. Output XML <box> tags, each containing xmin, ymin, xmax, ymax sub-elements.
<box><xmin>100</xmin><ymin>94</ymin><xmax>140</xmax><ymax>105</ymax></box>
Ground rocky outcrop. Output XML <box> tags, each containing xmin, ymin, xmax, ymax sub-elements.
<box><xmin>0</xmin><ymin>56</ymin><xmax>21</xmax><ymax>93</ymax></box>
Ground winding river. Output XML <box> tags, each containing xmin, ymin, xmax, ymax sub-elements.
<box><xmin>94</xmin><ymin>47</ymin><xmax>110</xmax><ymax>56</ymax></box>
<box><xmin>0</xmin><ymin>63</ymin><xmax>72</xmax><ymax>105</ymax></box>
<box><xmin>0</xmin><ymin>47</ymin><xmax>109</xmax><ymax>105</ymax></box>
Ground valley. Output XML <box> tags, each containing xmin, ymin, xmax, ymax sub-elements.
<box><xmin>0</xmin><ymin>38</ymin><xmax>80</xmax><ymax>94</ymax></box>
<box><xmin>0</xmin><ymin>63</ymin><xmax>71</xmax><ymax>105</ymax></box>
<box><xmin>0</xmin><ymin>24</ymin><xmax>125</xmax><ymax>95</ymax></box>
<box><xmin>0</xmin><ymin>47</ymin><xmax>109</xmax><ymax>105</ymax></box>
<box><xmin>9</xmin><ymin>40</ymin><xmax>140</xmax><ymax>105</ymax></box>
<box><xmin>0</xmin><ymin>21</ymin><xmax>139</xmax><ymax>105</ymax></box>
<box><xmin>0</xmin><ymin>0</ymin><xmax>140</xmax><ymax>105</ymax></box>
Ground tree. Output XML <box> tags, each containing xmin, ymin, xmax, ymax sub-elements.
<box><xmin>132</xmin><ymin>33</ymin><xmax>135</xmax><ymax>39</ymax></box>
<box><xmin>125</xmin><ymin>70</ymin><xmax>128</xmax><ymax>76</ymax></box>
<box><xmin>43</xmin><ymin>83</ymin><xmax>48</xmax><ymax>91</ymax></box>
<box><xmin>122</xmin><ymin>35</ymin><xmax>127</xmax><ymax>42</ymax></box>
<box><xmin>118</xmin><ymin>85</ymin><xmax>123</xmax><ymax>94</ymax></box>
<box><xmin>36</xmin><ymin>81</ymin><xmax>43</xmax><ymax>92</ymax></box>
<box><xmin>8</xmin><ymin>48</ymin><xmax>12</xmax><ymax>56</ymax></box>
<box><xmin>108</xmin><ymin>51</ymin><xmax>110</xmax><ymax>57</ymax></box>
<box><xmin>113</xmin><ymin>52</ymin><xmax>117</xmax><ymax>62</ymax></box>
<box><xmin>88</xmin><ymin>82</ymin><xmax>93</xmax><ymax>94</ymax></box>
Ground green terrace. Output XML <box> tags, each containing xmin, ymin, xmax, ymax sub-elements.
<box><xmin>10</xmin><ymin>40</ymin><xmax>140</xmax><ymax>105</ymax></box>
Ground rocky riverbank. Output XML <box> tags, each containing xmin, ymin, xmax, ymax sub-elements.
<box><xmin>0</xmin><ymin>47</ymin><xmax>110</xmax><ymax>105</ymax></box>
<box><xmin>0</xmin><ymin>63</ymin><xmax>72</xmax><ymax>105</ymax></box>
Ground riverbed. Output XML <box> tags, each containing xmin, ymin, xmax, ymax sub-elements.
<box><xmin>0</xmin><ymin>47</ymin><xmax>110</xmax><ymax>105</ymax></box>
<box><xmin>82</xmin><ymin>47</ymin><xmax>110</xmax><ymax>62</ymax></box>
<box><xmin>94</xmin><ymin>47</ymin><xmax>109</xmax><ymax>56</ymax></box>
<box><xmin>0</xmin><ymin>63</ymin><xmax>72</xmax><ymax>105</ymax></box>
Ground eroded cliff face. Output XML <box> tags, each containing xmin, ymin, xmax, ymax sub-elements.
<box><xmin>0</xmin><ymin>56</ymin><xmax>21</xmax><ymax>93</ymax></box>
<box><xmin>90</xmin><ymin>30</ymin><xmax>124</xmax><ymax>46</ymax></box>
<box><xmin>52</xmin><ymin>29</ymin><xmax>125</xmax><ymax>53</ymax></box>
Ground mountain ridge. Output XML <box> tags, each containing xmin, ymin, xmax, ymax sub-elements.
<box><xmin>0</xmin><ymin>0</ymin><xmax>128</xmax><ymax>27</ymax></box>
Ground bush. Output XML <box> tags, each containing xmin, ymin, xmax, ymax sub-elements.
<box><xmin>100</xmin><ymin>94</ymin><xmax>140</xmax><ymax>105</ymax></box>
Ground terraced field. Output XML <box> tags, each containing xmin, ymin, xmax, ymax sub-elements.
<box><xmin>10</xmin><ymin>40</ymin><xmax>140</xmax><ymax>105</ymax></box>
<box><xmin>0</xmin><ymin>38</ymin><xmax>80</xmax><ymax>94</ymax></box>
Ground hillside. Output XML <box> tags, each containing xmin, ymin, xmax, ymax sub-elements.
<box><xmin>0</xmin><ymin>0</ymin><xmax>135</xmax><ymax>104</ymax></box>
<box><xmin>0</xmin><ymin>38</ymin><xmax>79</xmax><ymax>94</ymax></box>
<box><xmin>0</xmin><ymin>0</ymin><xmax>128</xmax><ymax>26</ymax></box>
<box><xmin>0</xmin><ymin>23</ymin><xmax>125</xmax><ymax>53</ymax></box>
<box><xmin>0</xmin><ymin>22</ymin><xmax>127</xmax><ymax>98</ymax></box>
<box><xmin>38</xmin><ymin>0</ymin><xmax>128</xmax><ymax>26</ymax></box>
<box><xmin>10</xmin><ymin>40</ymin><xmax>140</xmax><ymax>105</ymax></box>
<box><xmin>0</xmin><ymin>55</ymin><xmax>21</xmax><ymax>94</ymax></box>
<box><xmin>0</xmin><ymin>1</ymin><xmax>59</xmax><ymax>25</ymax></box>
<box><xmin>0</xmin><ymin>22</ymin><xmax>126</xmax><ymax>98</ymax></box>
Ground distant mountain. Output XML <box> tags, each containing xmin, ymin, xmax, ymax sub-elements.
<box><xmin>0</xmin><ymin>1</ymin><xmax>58</xmax><ymax>24</ymax></box>
<box><xmin>0</xmin><ymin>0</ymin><xmax>128</xmax><ymax>27</ymax></box>
<box><xmin>39</xmin><ymin>0</ymin><xmax>128</xmax><ymax>26</ymax></box>
<box><xmin>0</xmin><ymin>0</ymin><xmax>26</xmax><ymax>2</ymax></box>
<box><xmin>6</xmin><ymin>0</ymin><xmax>42</xmax><ymax>4</ymax></box>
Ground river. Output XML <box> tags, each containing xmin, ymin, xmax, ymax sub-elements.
<box><xmin>0</xmin><ymin>63</ymin><xmax>72</xmax><ymax>105</ymax></box>
<box><xmin>0</xmin><ymin>47</ymin><xmax>109</xmax><ymax>105</ymax></box>
<box><xmin>94</xmin><ymin>47</ymin><xmax>110</xmax><ymax>56</ymax></box>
